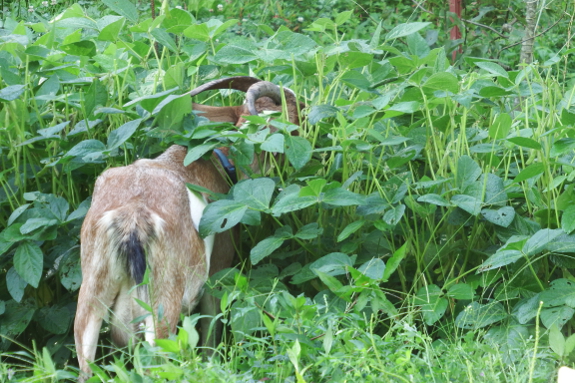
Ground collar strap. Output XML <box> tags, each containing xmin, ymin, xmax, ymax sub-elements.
<box><xmin>213</xmin><ymin>148</ymin><xmax>237</xmax><ymax>184</ymax></box>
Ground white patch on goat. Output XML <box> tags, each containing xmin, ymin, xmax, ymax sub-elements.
<box><xmin>186</xmin><ymin>189</ymin><xmax>214</xmax><ymax>273</ymax></box>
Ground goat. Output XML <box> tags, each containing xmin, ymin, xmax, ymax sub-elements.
<box><xmin>74</xmin><ymin>77</ymin><xmax>301</xmax><ymax>380</ymax></box>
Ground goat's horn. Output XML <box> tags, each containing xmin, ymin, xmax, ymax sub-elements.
<box><xmin>245</xmin><ymin>81</ymin><xmax>297</xmax><ymax>116</ymax></box>
<box><xmin>187</xmin><ymin>76</ymin><xmax>262</xmax><ymax>97</ymax></box>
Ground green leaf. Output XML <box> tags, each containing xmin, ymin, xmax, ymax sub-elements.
<box><xmin>295</xmin><ymin>223</ymin><xmax>323</xmax><ymax>240</ymax></box>
<box><xmin>455</xmin><ymin>301</ymin><xmax>507</xmax><ymax>329</ymax></box>
<box><xmin>7</xmin><ymin>267</ymin><xmax>27</xmax><ymax>302</ymax></box>
<box><xmin>383</xmin><ymin>204</ymin><xmax>406</xmax><ymax>225</ymax></box>
<box><xmin>478</xmin><ymin>250</ymin><xmax>523</xmax><ymax>272</ymax></box>
<box><xmin>155</xmin><ymin>338</ymin><xmax>181</xmax><ymax>353</ymax></box>
<box><xmin>14</xmin><ymin>241</ymin><xmax>43</xmax><ymax>288</ymax></box>
<box><xmin>261</xmin><ymin>134</ymin><xmax>285</xmax><ymax>153</ymax></box>
<box><xmin>551</xmin><ymin>138</ymin><xmax>575</xmax><ymax>157</ymax></box>
<box><xmin>451</xmin><ymin>194</ymin><xmax>482</xmax><ymax>216</ymax></box>
<box><xmin>308</xmin><ymin>105</ymin><xmax>338</xmax><ymax>124</ymax></box>
<box><xmin>382</xmin><ymin>243</ymin><xmax>407</xmax><ymax>282</ymax></box>
<box><xmin>335</xmin><ymin>10</ymin><xmax>353</xmax><ymax>25</ymax></box>
<box><xmin>476</xmin><ymin>62</ymin><xmax>509</xmax><ymax>78</ymax></box>
<box><xmin>0</xmin><ymin>85</ymin><xmax>25</xmax><ymax>101</ymax></box>
<box><xmin>199</xmin><ymin>200</ymin><xmax>248</xmax><ymax>237</ymax></box>
<box><xmin>446</xmin><ymin>283</ymin><xmax>475</xmax><ymax>300</ymax></box>
<box><xmin>562</xmin><ymin>205</ymin><xmax>575</xmax><ymax>234</ymax></box>
<box><xmin>233</xmin><ymin>178</ymin><xmax>275</xmax><ymax>211</ymax></box>
<box><xmin>507</xmin><ymin>137</ymin><xmax>541</xmax><ymax>150</ymax></box>
<box><xmin>415</xmin><ymin>285</ymin><xmax>447</xmax><ymax>325</ymax></box>
<box><xmin>271</xmin><ymin>185</ymin><xmax>317</xmax><ymax>216</ymax></box>
<box><xmin>481</xmin><ymin>206</ymin><xmax>515</xmax><ymax>227</ymax></box>
<box><xmin>514</xmin><ymin>162</ymin><xmax>545</xmax><ymax>183</ymax></box>
<box><xmin>489</xmin><ymin>113</ymin><xmax>512</xmax><ymax>140</ymax></box>
<box><xmin>549</xmin><ymin>323</ymin><xmax>565</xmax><ymax>356</ymax></box>
<box><xmin>423</xmin><ymin>72</ymin><xmax>459</xmax><ymax>93</ymax></box>
<box><xmin>385</xmin><ymin>22</ymin><xmax>431</xmax><ymax>40</ymax></box>
<box><xmin>357</xmin><ymin>258</ymin><xmax>385</xmax><ymax>280</ymax></box>
<box><xmin>101</xmin><ymin>0</ymin><xmax>138</xmax><ymax>22</ymax></box>
<box><xmin>151</xmin><ymin>28</ymin><xmax>178</xmax><ymax>53</ymax></box>
<box><xmin>417</xmin><ymin>193</ymin><xmax>451</xmax><ymax>207</ymax></box>
<box><xmin>539</xmin><ymin>279</ymin><xmax>575</xmax><ymax>308</ymax></box>
<box><xmin>285</xmin><ymin>136</ymin><xmax>312</xmax><ymax>170</ymax></box>
<box><xmin>250</xmin><ymin>236</ymin><xmax>286</xmax><ymax>265</ymax></box>
<box><xmin>97</xmin><ymin>15</ymin><xmax>125</xmax><ymax>41</ymax></box>
<box><xmin>456</xmin><ymin>155</ymin><xmax>481</xmax><ymax>189</ymax></box>
<box><xmin>214</xmin><ymin>42</ymin><xmax>258</xmax><ymax>64</ymax></box>
<box><xmin>107</xmin><ymin>119</ymin><xmax>141</xmax><ymax>150</ymax></box>
<box><xmin>20</xmin><ymin>218</ymin><xmax>58</xmax><ymax>234</ymax></box>
<box><xmin>183</xmin><ymin>142</ymin><xmax>219</xmax><ymax>166</ymax></box>
<box><xmin>522</xmin><ymin>228</ymin><xmax>563</xmax><ymax>256</ymax></box>
<box><xmin>337</xmin><ymin>219</ymin><xmax>366</xmax><ymax>242</ymax></box>
<box><xmin>322</xmin><ymin>188</ymin><xmax>365</xmax><ymax>207</ymax></box>
<box><xmin>541</xmin><ymin>306</ymin><xmax>575</xmax><ymax>330</ymax></box>
<box><xmin>38</xmin><ymin>306</ymin><xmax>72</xmax><ymax>334</ymax></box>
<box><xmin>310</xmin><ymin>252</ymin><xmax>354</xmax><ymax>277</ymax></box>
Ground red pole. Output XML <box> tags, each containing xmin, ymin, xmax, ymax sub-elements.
<box><xmin>450</xmin><ymin>0</ymin><xmax>462</xmax><ymax>61</ymax></box>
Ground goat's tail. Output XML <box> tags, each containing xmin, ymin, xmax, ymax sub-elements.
<box><xmin>98</xmin><ymin>204</ymin><xmax>164</xmax><ymax>285</ymax></box>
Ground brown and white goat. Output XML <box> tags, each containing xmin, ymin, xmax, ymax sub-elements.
<box><xmin>74</xmin><ymin>77</ymin><xmax>301</xmax><ymax>379</ymax></box>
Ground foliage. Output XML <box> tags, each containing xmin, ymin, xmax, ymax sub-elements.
<box><xmin>1</xmin><ymin>0</ymin><xmax>575</xmax><ymax>381</ymax></box>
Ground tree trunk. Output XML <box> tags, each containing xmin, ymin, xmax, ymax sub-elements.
<box><xmin>520</xmin><ymin>0</ymin><xmax>538</xmax><ymax>64</ymax></box>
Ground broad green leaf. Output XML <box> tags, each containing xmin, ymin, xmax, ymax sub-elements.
<box><xmin>551</xmin><ymin>138</ymin><xmax>575</xmax><ymax>157</ymax></box>
<box><xmin>199</xmin><ymin>200</ymin><xmax>248</xmax><ymax>237</ymax></box>
<box><xmin>357</xmin><ymin>258</ymin><xmax>385</xmax><ymax>280</ymax></box>
<box><xmin>539</xmin><ymin>279</ymin><xmax>575</xmax><ymax>308</ymax></box>
<box><xmin>489</xmin><ymin>113</ymin><xmax>512</xmax><ymax>139</ymax></box>
<box><xmin>295</xmin><ymin>223</ymin><xmax>323</xmax><ymax>240</ymax></box>
<box><xmin>481</xmin><ymin>206</ymin><xmax>515</xmax><ymax>227</ymax></box>
<box><xmin>446</xmin><ymin>283</ymin><xmax>475</xmax><ymax>300</ymax></box>
<box><xmin>233</xmin><ymin>178</ymin><xmax>275</xmax><ymax>211</ymax></box>
<box><xmin>456</xmin><ymin>155</ymin><xmax>481</xmax><ymax>189</ymax></box>
<box><xmin>271</xmin><ymin>185</ymin><xmax>317</xmax><ymax>216</ymax></box>
<box><xmin>562</xmin><ymin>205</ymin><xmax>575</xmax><ymax>234</ymax></box>
<box><xmin>155</xmin><ymin>338</ymin><xmax>180</xmax><ymax>353</ymax></box>
<box><xmin>417</xmin><ymin>193</ymin><xmax>451</xmax><ymax>207</ymax></box>
<box><xmin>335</xmin><ymin>10</ymin><xmax>353</xmax><ymax>25</ymax></box>
<box><xmin>476</xmin><ymin>62</ymin><xmax>509</xmax><ymax>78</ymax></box>
<box><xmin>7</xmin><ymin>267</ymin><xmax>27</xmax><ymax>302</ymax></box>
<box><xmin>478</xmin><ymin>250</ymin><xmax>523</xmax><ymax>272</ymax></box>
<box><xmin>415</xmin><ymin>285</ymin><xmax>448</xmax><ymax>325</ymax></box>
<box><xmin>151</xmin><ymin>28</ymin><xmax>178</xmax><ymax>53</ymax></box>
<box><xmin>98</xmin><ymin>16</ymin><xmax>125</xmax><ymax>41</ymax></box>
<box><xmin>183</xmin><ymin>142</ymin><xmax>219</xmax><ymax>166</ymax></box>
<box><xmin>383</xmin><ymin>204</ymin><xmax>405</xmax><ymax>225</ymax></box>
<box><xmin>182</xmin><ymin>23</ymin><xmax>210</xmax><ymax>41</ymax></box>
<box><xmin>339</xmin><ymin>52</ymin><xmax>373</xmax><ymax>69</ymax></box>
<box><xmin>101</xmin><ymin>0</ymin><xmax>138</xmax><ymax>22</ymax></box>
<box><xmin>513</xmin><ymin>295</ymin><xmax>540</xmax><ymax>324</ymax></box>
<box><xmin>14</xmin><ymin>241</ymin><xmax>43</xmax><ymax>288</ymax></box>
<box><xmin>0</xmin><ymin>85</ymin><xmax>25</xmax><ymax>101</ymax></box>
<box><xmin>85</xmin><ymin>79</ymin><xmax>108</xmax><ymax>118</ymax></box>
<box><xmin>310</xmin><ymin>252</ymin><xmax>354</xmax><ymax>277</ymax></box>
<box><xmin>423</xmin><ymin>72</ymin><xmax>459</xmax><ymax>93</ymax></box>
<box><xmin>451</xmin><ymin>194</ymin><xmax>482</xmax><ymax>216</ymax></box>
<box><xmin>20</xmin><ymin>218</ymin><xmax>58</xmax><ymax>234</ymax></box>
<box><xmin>285</xmin><ymin>136</ymin><xmax>312</xmax><ymax>170</ymax></box>
<box><xmin>214</xmin><ymin>42</ymin><xmax>259</xmax><ymax>64</ymax></box>
<box><xmin>455</xmin><ymin>301</ymin><xmax>507</xmax><ymax>329</ymax></box>
<box><xmin>322</xmin><ymin>188</ymin><xmax>365</xmax><ymax>207</ymax></box>
<box><xmin>308</xmin><ymin>105</ymin><xmax>339</xmax><ymax>124</ymax></box>
<box><xmin>261</xmin><ymin>134</ymin><xmax>285</xmax><ymax>153</ymax></box>
<box><xmin>385</xmin><ymin>22</ymin><xmax>431</xmax><ymax>40</ymax></box>
<box><xmin>59</xmin><ymin>250</ymin><xmax>82</xmax><ymax>292</ymax></box>
<box><xmin>522</xmin><ymin>228</ymin><xmax>563</xmax><ymax>256</ymax></box>
<box><xmin>541</xmin><ymin>306</ymin><xmax>575</xmax><ymax>330</ymax></box>
<box><xmin>382</xmin><ymin>243</ymin><xmax>407</xmax><ymax>282</ymax></box>
<box><xmin>38</xmin><ymin>306</ymin><xmax>72</xmax><ymax>334</ymax></box>
<box><xmin>107</xmin><ymin>119</ymin><xmax>142</xmax><ymax>150</ymax></box>
<box><xmin>549</xmin><ymin>324</ymin><xmax>565</xmax><ymax>356</ymax></box>
<box><xmin>507</xmin><ymin>137</ymin><xmax>541</xmax><ymax>150</ymax></box>
<box><xmin>514</xmin><ymin>162</ymin><xmax>545</xmax><ymax>183</ymax></box>
<box><xmin>250</xmin><ymin>236</ymin><xmax>286</xmax><ymax>265</ymax></box>
<box><xmin>337</xmin><ymin>219</ymin><xmax>366</xmax><ymax>242</ymax></box>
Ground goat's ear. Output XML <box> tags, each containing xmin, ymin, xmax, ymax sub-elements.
<box><xmin>192</xmin><ymin>104</ymin><xmax>241</xmax><ymax>124</ymax></box>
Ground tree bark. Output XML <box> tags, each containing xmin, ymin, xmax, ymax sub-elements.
<box><xmin>520</xmin><ymin>0</ymin><xmax>538</xmax><ymax>64</ymax></box>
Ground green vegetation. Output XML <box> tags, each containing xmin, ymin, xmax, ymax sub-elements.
<box><xmin>1</xmin><ymin>0</ymin><xmax>575</xmax><ymax>381</ymax></box>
